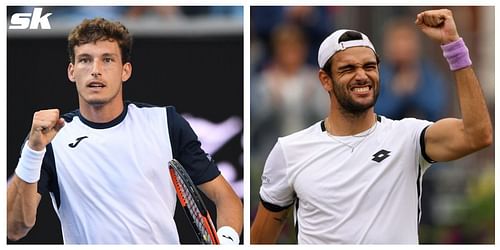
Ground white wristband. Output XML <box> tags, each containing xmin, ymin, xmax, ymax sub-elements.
<box><xmin>15</xmin><ymin>144</ymin><xmax>46</xmax><ymax>183</ymax></box>
<box><xmin>217</xmin><ymin>226</ymin><xmax>239</xmax><ymax>245</ymax></box>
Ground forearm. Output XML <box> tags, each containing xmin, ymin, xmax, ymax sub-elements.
<box><xmin>198</xmin><ymin>175</ymin><xmax>243</xmax><ymax>234</ymax></box>
<box><xmin>214</xmin><ymin>193</ymin><xmax>243</xmax><ymax>234</ymax></box>
<box><xmin>7</xmin><ymin>175</ymin><xmax>41</xmax><ymax>240</ymax></box>
<box><xmin>434</xmin><ymin>12</ymin><xmax>493</xmax><ymax>148</ymax></box>
<box><xmin>250</xmin><ymin>202</ymin><xmax>289</xmax><ymax>244</ymax></box>
<box><xmin>454</xmin><ymin>67</ymin><xmax>492</xmax><ymax>148</ymax></box>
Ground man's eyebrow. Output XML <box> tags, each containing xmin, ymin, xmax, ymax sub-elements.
<box><xmin>102</xmin><ymin>53</ymin><xmax>118</xmax><ymax>57</ymax></box>
<box><xmin>364</xmin><ymin>60</ymin><xmax>378</xmax><ymax>66</ymax></box>
<box><xmin>76</xmin><ymin>53</ymin><xmax>91</xmax><ymax>58</ymax></box>
<box><xmin>76</xmin><ymin>53</ymin><xmax>118</xmax><ymax>58</ymax></box>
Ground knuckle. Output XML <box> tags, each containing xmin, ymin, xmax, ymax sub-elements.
<box><xmin>52</xmin><ymin>109</ymin><xmax>60</xmax><ymax>118</ymax></box>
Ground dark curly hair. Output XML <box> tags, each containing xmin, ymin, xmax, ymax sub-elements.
<box><xmin>67</xmin><ymin>17</ymin><xmax>132</xmax><ymax>64</ymax></box>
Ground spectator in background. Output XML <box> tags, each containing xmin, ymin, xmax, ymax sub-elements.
<box><xmin>124</xmin><ymin>6</ymin><xmax>182</xmax><ymax>20</ymax></box>
<box><xmin>210</xmin><ymin>6</ymin><xmax>243</xmax><ymax>18</ymax></box>
<box><xmin>180</xmin><ymin>6</ymin><xmax>242</xmax><ymax>18</ymax></box>
<box><xmin>42</xmin><ymin>6</ymin><xmax>127</xmax><ymax>22</ymax></box>
<box><xmin>251</xmin><ymin>24</ymin><xmax>328</xmax><ymax>156</ymax></box>
<box><xmin>375</xmin><ymin>18</ymin><xmax>449</xmax><ymax>121</ymax></box>
<box><xmin>251</xmin><ymin>6</ymin><xmax>333</xmax><ymax>69</ymax></box>
<box><xmin>374</xmin><ymin>20</ymin><xmax>451</xmax><ymax>231</ymax></box>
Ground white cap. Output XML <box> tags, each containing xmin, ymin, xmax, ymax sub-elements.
<box><xmin>318</xmin><ymin>29</ymin><xmax>376</xmax><ymax>68</ymax></box>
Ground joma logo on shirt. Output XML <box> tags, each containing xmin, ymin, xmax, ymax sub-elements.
<box><xmin>68</xmin><ymin>136</ymin><xmax>89</xmax><ymax>148</ymax></box>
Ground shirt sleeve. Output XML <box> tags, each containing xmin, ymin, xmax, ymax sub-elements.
<box><xmin>259</xmin><ymin>139</ymin><xmax>295</xmax><ymax>211</ymax></box>
<box><xmin>401</xmin><ymin>118</ymin><xmax>435</xmax><ymax>172</ymax></box>
<box><xmin>36</xmin><ymin>143</ymin><xmax>62</xmax><ymax>208</ymax></box>
<box><xmin>166</xmin><ymin>106</ymin><xmax>220</xmax><ymax>185</ymax></box>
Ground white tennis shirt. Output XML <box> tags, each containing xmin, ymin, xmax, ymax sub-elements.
<box><xmin>259</xmin><ymin>115</ymin><xmax>433</xmax><ymax>243</ymax></box>
<box><xmin>34</xmin><ymin>102</ymin><xmax>220</xmax><ymax>244</ymax></box>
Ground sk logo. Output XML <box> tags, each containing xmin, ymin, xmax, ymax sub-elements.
<box><xmin>69</xmin><ymin>136</ymin><xmax>89</xmax><ymax>148</ymax></box>
<box><xmin>372</xmin><ymin>149</ymin><xmax>391</xmax><ymax>163</ymax></box>
<box><xmin>9</xmin><ymin>8</ymin><xmax>53</xmax><ymax>30</ymax></box>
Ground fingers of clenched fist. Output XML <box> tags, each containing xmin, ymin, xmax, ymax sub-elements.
<box><xmin>29</xmin><ymin>109</ymin><xmax>65</xmax><ymax>151</ymax></box>
<box><xmin>415</xmin><ymin>9</ymin><xmax>459</xmax><ymax>44</ymax></box>
<box><xmin>32</xmin><ymin>109</ymin><xmax>60</xmax><ymax>131</ymax></box>
<box><xmin>415</xmin><ymin>9</ymin><xmax>449</xmax><ymax>27</ymax></box>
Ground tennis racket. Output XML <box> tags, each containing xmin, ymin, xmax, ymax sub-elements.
<box><xmin>168</xmin><ymin>159</ymin><xmax>220</xmax><ymax>244</ymax></box>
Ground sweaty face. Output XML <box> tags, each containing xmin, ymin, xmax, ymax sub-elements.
<box><xmin>68</xmin><ymin>40</ymin><xmax>131</xmax><ymax>107</ymax></box>
<box><xmin>329</xmin><ymin>47</ymin><xmax>379</xmax><ymax>115</ymax></box>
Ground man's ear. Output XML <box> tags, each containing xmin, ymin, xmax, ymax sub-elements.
<box><xmin>319</xmin><ymin>69</ymin><xmax>333</xmax><ymax>93</ymax></box>
<box><xmin>68</xmin><ymin>63</ymin><xmax>75</xmax><ymax>82</ymax></box>
<box><xmin>121</xmin><ymin>62</ymin><xmax>132</xmax><ymax>82</ymax></box>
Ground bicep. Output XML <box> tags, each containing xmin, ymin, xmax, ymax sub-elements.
<box><xmin>425</xmin><ymin>118</ymin><xmax>474</xmax><ymax>162</ymax></box>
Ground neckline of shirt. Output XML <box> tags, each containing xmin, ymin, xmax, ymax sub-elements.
<box><xmin>77</xmin><ymin>103</ymin><xmax>129</xmax><ymax>129</ymax></box>
<box><xmin>320</xmin><ymin>115</ymin><xmax>382</xmax><ymax>138</ymax></box>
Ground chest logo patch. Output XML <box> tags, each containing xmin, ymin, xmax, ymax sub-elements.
<box><xmin>68</xmin><ymin>136</ymin><xmax>89</xmax><ymax>148</ymax></box>
<box><xmin>372</xmin><ymin>149</ymin><xmax>391</xmax><ymax>163</ymax></box>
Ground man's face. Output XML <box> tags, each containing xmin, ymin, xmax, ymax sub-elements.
<box><xmin>68</xmin><ymin>40</ymin><xmax>131</xmax><ymax>107</ymax></box>
<box><xmin>328</xmin><ymin>47</ymin><xmax>379</xmax><ymax>115</ymax></box>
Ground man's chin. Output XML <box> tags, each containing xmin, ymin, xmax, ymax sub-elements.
<box><xmin>84</xmin><ymin>99</ymin><xmax>108</xmax><ymax>107</ymax></box>
<box><xmin>341</xmin><ymin>100</ymin><xmax>375</xmax><ymax>115</ymax></box>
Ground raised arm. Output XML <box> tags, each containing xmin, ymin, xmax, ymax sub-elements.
<box><xmin>7</xmin><ymin>109</ymin><xmax>64</xmax><ymax>240</ymax></box>
<box><xmin>198</xmin><ymin>174</ymin><xmax>243</xmax><ymax>244</ymax></box>
<box><xmin>415</xmin><ymin>9</ymin><xmax>492</xmax><ymax>161</ymax></box>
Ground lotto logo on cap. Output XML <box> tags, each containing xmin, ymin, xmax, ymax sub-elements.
<box><xmin>318</xmin><ymin>29</ymin><xmax>376</xmax><ymax>68</ymax></box>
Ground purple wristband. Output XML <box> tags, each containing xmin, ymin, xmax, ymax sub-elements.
<box><xmin>441</xmin><ymin>38</ymin><xmax>472</xmax><ymax>71</ymax></box>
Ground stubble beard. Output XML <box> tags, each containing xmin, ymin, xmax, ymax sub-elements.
<box><xmin>331</xmin><ymin>80</ymin><xmax>379</xmax><ymax>117</ymax></box>
<box><xmin>80</xmin><ymin>86</ymin><xmax>122</xmax><ymax>108</ymax></box>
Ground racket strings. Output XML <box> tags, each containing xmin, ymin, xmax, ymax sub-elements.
<box><xmin>176</xmin><ymin>172</ymin><xmax>213</xmax><ymax>242</ymax></box>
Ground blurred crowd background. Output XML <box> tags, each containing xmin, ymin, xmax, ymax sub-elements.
<box><xmin>250</xmin><ymin>6</ymin><xmax>494</xmax><ymax>244</ymax></box>
<box><xmin>7</xmin><ymin>6</ymin><xmax>243</xmax><ymax>37</ymax></box>
<box><xmin>8</xmin><ymin>6</ymin><xmax>242</xmax><ymax>22</ymax></box>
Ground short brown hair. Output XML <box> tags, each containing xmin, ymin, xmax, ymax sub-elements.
<box><xmin>67</xmin><ymin>18</ymin><xmax>132</xmax><ymax>64</ymax></box>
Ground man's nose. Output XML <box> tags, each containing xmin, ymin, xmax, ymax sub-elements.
<box><xmin>353</xmin><ymin>67</ymin><xmax>368</xmax><ymax>81</ymax></box>
<box><xmin>91</xmin><ymin>61</ymin><xmax>102</xmax><ymax>77</ymax></box>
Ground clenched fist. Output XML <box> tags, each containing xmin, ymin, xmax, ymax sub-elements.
<box><xmin>415</xmin><ymin>9</ymin><xmax>460</xmax><ymax>44</ymax></box>
<box><xmin>28</xmin><ymin>109</ymin><xmax>65</xmax><ymax>151</ymax></box>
